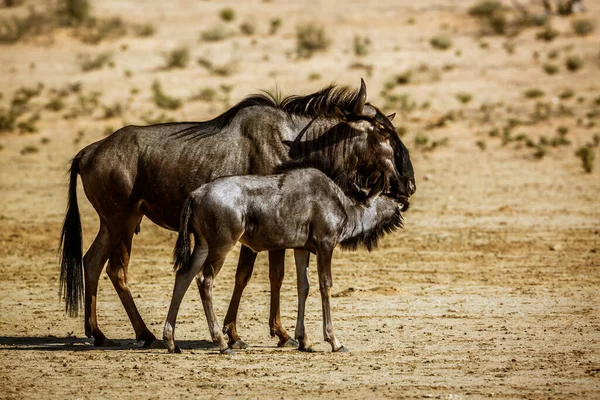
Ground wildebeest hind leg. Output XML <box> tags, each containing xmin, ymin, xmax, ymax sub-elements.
<box><xmin>105</xmin><ymin>218</ymin><xmax>160</xmax><ymax>348</ymax></box>
<box><xmin>222</xmin><ymin>245</ymin><xmax>257</xmax><ymax>349</ymax></box>
<box><xmin>83</xmin><ymin>224</ymin><xmax>112</xmax><ymax>346</ymax></box>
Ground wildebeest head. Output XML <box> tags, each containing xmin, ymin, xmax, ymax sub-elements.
<box><xmin>341</xmin><ymin>79</ymin><xmax>416</xmax><ymax>209</ymax></box>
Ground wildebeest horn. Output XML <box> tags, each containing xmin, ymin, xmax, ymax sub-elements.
<box><xmin>354</xmin><ymin>78</ymin><xmax>376</xmax><ymax>118</ymax></box>
<box><xmin>387</xmin><ymin>113</ymin><xmax>396</xmax><ymax>121</ymax></box>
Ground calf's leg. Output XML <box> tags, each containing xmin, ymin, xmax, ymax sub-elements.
<box><xmin>316</xmin><ymin>248</ymin><xmax>347</xmax><ymax>352</ymax></box>
<box><xmin>294</xmin><ymin>250</ymin><xmax>311</xmax><ymax>351</ymax></box>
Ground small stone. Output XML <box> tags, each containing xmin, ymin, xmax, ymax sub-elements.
<box><xmin>550</xmin><ymin>243</ymin><xmax>562</xmax><ymax>251</ymax></box>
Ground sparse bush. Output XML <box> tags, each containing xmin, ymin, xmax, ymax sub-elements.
<box><xmin>41</xmin><ymin>137</ymin><xmax>50</xmax><ymax>144</ymax></box>
<box><xmin>296</xmin><ymin>23</ymin><xmax>330</xmax><ymax>58</ymax></box>
<box><xmin>17</xmin><ymin>113</ymin><xmax>39</xmax><ymax>133</ymax></box>
<box><xmin>536</xmin><ymin>24</ymin><xmax>559</xmax><ymax>42</ymax></box>
<box><xmin>0</xmin><ymin>8</ymin><xmax>53</xmax><ymax>44</ymax></box>
<box><xmin>565</xmin><ymin>56</ymin><xmax>583</xmax><ymax>72</ymax></box>
<box><xmin>209</xmin><ymin>61</ymin><xmax>239</xmax><ymax>77</ymax></box>
<box><xmin>533</xmin><ymin>145</ymin><xmax>547</xmax><ymax>159</ymax></box>
<box><xmin>60</xmin><ymin>0</ymin><xmax>91</xmax><ymax>25</ymax></box>
<box><xmin>240</xmin><ymin>21</ymin><xmax>256</xmax><ymax>36</ymax></box>
<box><xmin>559</xmin><ymin>89</ymin><xmax>574</xmax><ymax>100</ymax></box>
<box><xmin>197</xmin><ymin>56</ymin><xmax>212</xmax><ymax>70</ymax></box>
<box><xmin>102</xmin><ymin>102</ymin><xmax>122</xmax><ymax>119</ymax></box>
<box><xmin>200</xmin><ymin>25</ymin><xmax>231</xmax><ymax>42</ymax></box>
<box><xmin>353</xmin><ymin>35</ymin><xmax>371</xmax><ymax>57</ymax></box>
<box><xmin>190</xmin><ymin>88</ymin><xmax>217</xmax><ymax>102</ymax></box>
<box><xmin>575</xmin><ymin>146</ymin><xmax>594</xmax><ymax>173</ymax></box>
<box><xmin>151</xmin><ymin>81</ymin><xmax>182</xmax><ymax>110</ymax></box>
<box><xmin>162</xmin><ymin>46</ymin><xmax>189</xmax><ymax>69</ymax></box>
<box><xmin>308</xmin><ymin>72</ymin><xmax>321</xmax><ymax>81</ymax></box>
<box><xmin>269</xmin><ymin>18</ymin><xmax>282</xmax><ymax>35</ymax></box>
<box><xmin>456</xmin><ymin>92</ymin><xmax>473</xmax><ymax>104</ymax></box>
<box><xmin>4</xmin><ymin>0</ymin><xmax>25</xmax><ymax>7</ymax></box>
<box><xmin>543</xmin><ymin>63</ymin><xmax>559</xmax><ymax>75</ymax></box>
<box><xmin>488</xmin><ymin>12</ymin><xmax>506</xmax><ymax>35</ymax></box>
<box><xmin>468</xmin><ymin>1</ymin><xmax>502</xmax><ymax>18</ymax></box>
<box><xmin>78</xmin><ymin>52</ymin><xmax>112</xmax><ymax>72</ymax></box>
<box><xmin>45</xmin><ymin>97</ymin><xmax>65</xmax><ymax>111</ymax></box>
<box><xmin>77</xmin><ymin>17</ymin><xmax>126</xmax><ymax>44</ymax></box>
<box><xmin>476</xmin><ymin>140</ymin><xmax>486</xmax><ymax>151</ymax></box>
<box><xmin>395</xmin><ymin>70</ymin><xmax>412</xmax><ymax>85</ymax></box>
<box><xmin>133</xmin><ymin>23</ymin><xmax>156</xmax><ymax>37</ymax></box>
<box><xmin>572</xmin><ymin>19</ymin><xmax>594</xmax><ymax>36</ymax></box>
<box><xmin>219</xmin><ymin>8</ymin><xmax>235</xmax><ymax>22</ymax></box>
<box><xmin>524</xmin><ymin>88</ymin><xmax>544</xmax><ymax>99</ymax></box>
<box><xmin>20</xmin><ymin>145</ymin><xmax>39</xmax><ymax>155</ymax></box>
<box><xmin>430</xmin><ymin>35</ymin><xmax>452</xmax><ymax>50</ymax></box>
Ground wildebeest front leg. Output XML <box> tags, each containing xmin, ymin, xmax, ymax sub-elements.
<box><xmin>222</xmin><ymin>245</ymin><xmax>257</xmax><ymax>349</ymax></box>
<box><xmin>317</xmin><ymin>247</ymin><xmax>347</xmax><ymax>352</ymax></box>
<box><xmin>294</xmin><ymin>249</ymin><xmax>312</xmax><ymax>351</ymax></box>
<box><xmin>269</xmin><ymin>250</ymin><xmax>298</xmax><ymax>348</ymax></box>
<box><xmin>163</xmin><ymin>243</ymin><xmax>209</xmax><ymax>353</ymax></box>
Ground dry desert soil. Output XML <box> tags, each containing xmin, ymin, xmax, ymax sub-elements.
<box><xmin>0</xmin><ymin>0</ymin><xmax>599</xmax><ymax>398</ymax></box>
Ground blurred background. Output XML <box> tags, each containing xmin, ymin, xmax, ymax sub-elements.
<box><xmin>0</xmin><ymin>0</ymin><xmax>599</xmax><ymax>398</ymax></box>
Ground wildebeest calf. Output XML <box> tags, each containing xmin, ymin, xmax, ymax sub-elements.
<box><xmin>163</xmin><ymin>168</ymin><xmax>403</xmax><ymax>354</ymax></box>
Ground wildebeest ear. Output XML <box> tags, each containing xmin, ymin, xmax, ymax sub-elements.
<box><xmin>366</xmin><ymin>174</ymin><xmax>385</xmax><ymax>202</ymax></box>
<box><xmin>387</xmin><ymin>113</ymin><xmax>396</xmax><ymax>121</ymax></box>
<box><xmin>353</xmin><ymin>78</ymin><xmax>376</xmax><ymax>118</ymax></box>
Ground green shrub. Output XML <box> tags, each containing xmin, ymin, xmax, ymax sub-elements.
<box><xmin>468</xmin><ymin>1</ymin><xmax>502</xmax><ymax>17</ymax></box>
<box><xmin>200</xmin><ymin>25</ymin><xmax>232</xmax><ymax>42</ymax></box>
<box><xmin>78</xmin><ymin>52</ymin><xmax>112</xmax><ymax>72</ymax></box>
<box><xmin>524</xmin><ymin>88</ymin><xmax>544</xmax><ymax>99</ymax></box>
<box><xmin>430</xmin><ymin>35</ymin><xmax>452</xmax><ymax>50</ymax></box>
<box><xmin>0</xmin><ymin>9</ymin><xmax>53</xmax><ymax>44</ymax></box>
<box><xmin>296</xmin><ymin>23</ymin><xmax>330</xmax><ymax>58</ymax></box>
<box><xmin>269</xmin><ymin>18</ymin><xmax>282</xmax><ymax>35</ymax></box>
<box><xmin>163</xmin><ymin>46</ymin><xmax>189</xmax><ymax>69</ymax></box>
<box><xmin>575</xmin><ymin>146</ymin><xmax>594</xmax><ymax>173</ymax></box>
<box><xmin>45</xmin><ymin>97</ymin><xmax>65</xmax><ymax>111</ymax></box>
<box><xmin>190</xmin><ymin>88</ymin><xmax>217</xmax><ymax>102</ymax></box>
<box><xmin>565</xmin><ymin>56</ymin><xmax>583</xmax><ymax>72</ymax></box>
<box><xmin>60</xmin><ymin>0</ymin><xmax>90</xmax><ymax>25</ymax></box>
<box><xmin>353</xmin><ymin>35</ymin><xmax>371</xmax><ymax>57</ymax></box>
<box><xmin>151</xmin><ymin>81</ymin><xmax>182</xmax><ymax>110</ymax></box>
<box><xmin>536</xmin><ymin>24</ymin><xmax>559</xmax><ymax>41</ymax></box>
<box><xmin>77</xmin><ymin>17</ymin><xmax>127</xmax><ymax>44</ymax></box>
<box><xmin>456</xmin><ymin>92</ymin><xmax>473</xmax><ymax>104</ymax></box>
<box><xmin>572</xmin><ymin>19</ymin><xmax>594</xmax><ymax>36</ymax></box>
<box><xmin>239</xmin><ymin>21</ymin><xmax>256</xmax><ymax>36</ymax></box>
<box><xmin>559</xmin><ymin>89</ymin><xmax>574</xmax><ymax>100</ymax></box>
<box><xmin>219</xmin><ymin>8</ymin><xmax>235</xmax><ymax>22</ymax></box>
<box><xmin>543</xmin><ymin>63</ymin><xmax>559</xmax><ymax>75</ymax></box>
<box><xmin>20</xmin><ymin>145</ymin><xmax>39</xmax><ymax>155</ymax></box>
<box><xmin>133</xmin><ymin>23</ymin><xmax>156</xmax><ymax>37</ymax></box>
<box><xmin>102</xmin><ymin>102</ymin><xmax>123</xmax><ymax>119</ymax></box>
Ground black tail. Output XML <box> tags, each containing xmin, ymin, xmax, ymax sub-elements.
<box><xmin>59</xmin><ymin>158</ymin><xmax>83</xmax><ymax>317</ymax></box>
<box><xmin>173</xmin><ymin>196</ymin><xmax>194</xmax><ymax>272</ymax></box>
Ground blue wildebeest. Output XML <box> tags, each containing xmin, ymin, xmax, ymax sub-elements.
<box><xmin>59</xmin><ymin>79</ymin><xmax>415</xmax><ymax>348</ymax></box>
<box><xmin>164</xmin><ymin>167</ymin><xmax>403</xmax><ymax>354</ymax></box>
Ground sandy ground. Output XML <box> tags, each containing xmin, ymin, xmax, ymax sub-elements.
<box><xmin>1</xmin><ymin>0</ymin><xmax>600</xmax><ymax>398</ymax></box>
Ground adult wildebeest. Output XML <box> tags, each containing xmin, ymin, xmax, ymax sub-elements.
<box><xmin>59</xmin><ymin>79</ymin><xmax>416</xmax><ymax>348</ymax></box>
<box><xmin>165</xmin><ymin>168</ymin><xmax>402</xmax><ymax>354</ymax></box>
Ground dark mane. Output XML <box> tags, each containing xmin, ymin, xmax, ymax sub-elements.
<box><xmin>279</xmin><ymin>85</ymin><xmax>360</xmax><ymax>119</ymax></box>
<box><xmin>339</xmin><ymin>204</ymin><xmax>403</xmax><ymax>252</ymax></box>
<box><xmin>169</xmin><ymin>84</ymin><xmax>359</xmax><ymax>141</ymax></box>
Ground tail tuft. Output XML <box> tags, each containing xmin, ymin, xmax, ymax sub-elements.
<box><xmin>59</xmin><ymin>158</ymin><xmax>83</xmax><ymax>317</ymax></box>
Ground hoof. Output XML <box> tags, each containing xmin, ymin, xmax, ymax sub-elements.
<box><xmin>220</xmin><ymin>348</ymin><xmax>236</xmax><ymax>356</ymax></box>
<box><xmin>278</xmin><ymin>338</ymin><xmax>299</xmax><ymax>348</ymax></box>
<box><xmin>145</xmin><ymin>339</ymin><xmax>167</xmax><ymax>349</ymax></box>
<box><xmin>168</xmin><ymin>346</ymin><xmax>182</xmax><ymax>354</ymax></box>
<box><xmin>229</xmin><ymin>340</ymin><xmax>249</xmax><ymax>350</ymax></box>
<box><xmin>298</xmin><ymin>346</ymin><xmax>315</xmax><ymax>353</ymax></box>
<box><xmin>334</xmin><ymin>346</ymin><xmax>349</xmax><ymax>353</ymax></box>
<box><xmin>94</xmin><ymin>336</ymin><xmax>117</xmax><ymax>347</ymax></box>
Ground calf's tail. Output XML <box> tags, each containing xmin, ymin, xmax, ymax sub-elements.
<box><xmin>173</xmin><ymin>196</ymin><xmax>194</xmax><ymax>272</ymax></box>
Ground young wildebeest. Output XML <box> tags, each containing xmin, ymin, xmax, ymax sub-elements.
<box><xmin>59</xmin><ymin>79</ymin><xmax>415</xmax><ymax>349</ymax></box>
<box><xmin>163</xmin><ymin>168</ymin><xmax>403</xmax><ymax>354</ymax></box>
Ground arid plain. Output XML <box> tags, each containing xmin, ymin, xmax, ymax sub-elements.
<box><xmin>0</xmin><ymin>0</ymin><xmax>599</xmax><ymax>398</ymax></box>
